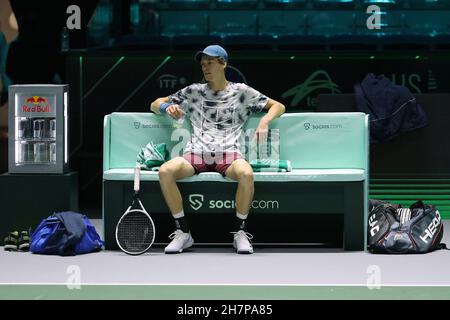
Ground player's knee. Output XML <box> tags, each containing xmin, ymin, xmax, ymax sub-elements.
<box><xmin>158</xmin><ymin>163</ymin><xmax>175</xmax><ymax>179</ymax></box>
<box><xmin>238</xmin><ymin>169</ymin><xmax>253</xmax><ymax>182</ymax></box>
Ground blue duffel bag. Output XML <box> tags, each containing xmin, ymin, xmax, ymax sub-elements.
<box><xmin>31</xmin><ymin>211</ymin><xmax>104</xmax><ymax>256</ymax></box>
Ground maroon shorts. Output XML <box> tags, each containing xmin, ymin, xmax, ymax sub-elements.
<box><xmin>183</xmin><ymin>152</ymin><xmax>243</xmax><ymax>176</ymax></box>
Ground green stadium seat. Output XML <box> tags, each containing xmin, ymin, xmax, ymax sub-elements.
<box><xmin>210</xmin><ymin>11</ymin><xmax>258</xmax><ymax>36</ymax></box>
<box><xmin>263</xmin><ymin>0</ymin><xmax>307</xmax><ymax>9</ymax></box>
<box><xmin>312</xmin><ymin>0</ymin><xmax>356</xmax><ymax>9</ymax></box>
<box><xmin>215</xmin><ymin>0</ymin><xmax>260</xmax><ymax>9</ymax></box>
<box><xmin>409</xmin><ymin>0</ymin><xmax>450</xmax><ymax>9</ymax></box>
<box><xmin>167</xmin><ymin>0</ymin><xmax>211</xmax><ymax>9</ymax></box>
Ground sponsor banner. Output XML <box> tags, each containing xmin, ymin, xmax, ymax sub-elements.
<box><xmin>188</xmin><ymin>193</ymin><xmax>280</xmax><ymax>212</ymax></box>
<box><xmin>140</xmin><ymin>182</ymin><xmax>346</xmax><ymax>214</ymax></box>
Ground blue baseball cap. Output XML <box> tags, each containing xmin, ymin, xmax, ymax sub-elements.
<box><xmin>194</xmin><ymin>45</ymin><xmax>228</xmax><ymax>63</ymax></box>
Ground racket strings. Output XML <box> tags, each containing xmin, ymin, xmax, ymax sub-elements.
<box><xmin>117</xmin><ymin>211</ymin><xmax>154</xmax><ymax>253</ymax></box>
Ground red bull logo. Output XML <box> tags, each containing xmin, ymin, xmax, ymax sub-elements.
<box><xmin>22</xmin><ymin>96</ymin><xmax>51</xmax><ymax>113</ymax></box>
<box><xmin>25</xmin><ymin>96</ymin><xmax>47</xmax><ymax>104</ymax></box>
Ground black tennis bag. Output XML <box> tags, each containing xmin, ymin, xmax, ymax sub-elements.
<box><xmin>368</xmin><ymin>199</ymin><xmax>446</xmax><ymax>254</ymax></box>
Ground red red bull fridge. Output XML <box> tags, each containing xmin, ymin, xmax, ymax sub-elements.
<box><xmin>8</xmin><ymin>84</ymin><xmax>69</xmax><ymax>173</ymax></box>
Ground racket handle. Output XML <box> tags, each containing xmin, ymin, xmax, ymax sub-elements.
<box><xmin>134</xmin><ymin>166</ymin><xmax>140</xmax><ymax>191</ymax></box>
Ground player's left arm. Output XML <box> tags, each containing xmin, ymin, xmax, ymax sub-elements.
<box><xmin>255</xmin><ymin>99</ymin><xmax>285</xmax><ymax>142</ymax></box>
<box><xmin>261</xmin><ymin>98</ymin><xmax>285</xmax><ymax>123</ymax></box>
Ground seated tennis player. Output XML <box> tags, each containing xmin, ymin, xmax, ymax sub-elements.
<box><xmin>150</xmin><ymin>45</ymin><xmax>285</xmax><ymax>254</ymax></box>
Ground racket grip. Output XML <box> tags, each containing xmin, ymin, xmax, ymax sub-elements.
<box><xmin>134</xmin><ymin>166</ymin><xmax>140</xmax><ymax>191</ymax></box>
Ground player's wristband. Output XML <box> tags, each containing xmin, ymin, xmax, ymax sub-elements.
<box><xmin>159</xmin><ymin>102</ymin><xmax>173</xmax><ymax>114</ymax></box>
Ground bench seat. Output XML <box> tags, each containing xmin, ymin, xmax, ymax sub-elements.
<box><xmin>103</xmin><ymin>168</ymin><xmax>366</xmax><ymax>182</ymax></box>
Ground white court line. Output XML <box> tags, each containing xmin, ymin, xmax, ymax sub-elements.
<box><xmin>1</xmin><ymin>283</ymin><xmax>450</xmax><ymax>287</ymax></box>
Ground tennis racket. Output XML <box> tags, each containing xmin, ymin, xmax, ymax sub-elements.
<box><xmin>115</xmin><ymin>166</ymin><xmax>155</xmax><ymax>255</ymax></box>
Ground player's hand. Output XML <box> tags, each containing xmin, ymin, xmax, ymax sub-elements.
<box><xmin>166</xmin><ymin>104</ymin><xmax>184</xmax><ymax>120</ymax></box>
<box><xmin>255</xmin><ymin>120</ymin><xmax>269</xmax><ymax>144</ymax></box>
<box><xmin>254</xmin><ymin>120</ymin><xmax>270</xmax><ymax>157</ymax></box>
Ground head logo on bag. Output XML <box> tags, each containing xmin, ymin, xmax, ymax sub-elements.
<box><xmin>418</xmin><ymin>210</ymin><xmax>441</xmax><ymax>244</ymax></box>
<box><xmin>368</xmin><ymin>200</ymin><xmax>446</xmax><ymax>254</ymax></box>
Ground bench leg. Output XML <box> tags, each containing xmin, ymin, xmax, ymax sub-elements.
<box><xmin>343</xmin><ymin>183</ymin><xmax>365</xmax><ymax>251</ymax></box>
<box><xmin>103</xmin><ymin>180</ymin><xmax>124</xmax><ymax>250</ymax></box>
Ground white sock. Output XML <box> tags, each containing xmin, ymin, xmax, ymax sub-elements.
<box><xmin>173</xmin><ymin>210</ymin><xmax>184</xmax><ymax>219</ymax></box>
<box><xmin>236</xmin><ymin>212</ymin><xmax>248</xmax><ymax>220</ymax></box>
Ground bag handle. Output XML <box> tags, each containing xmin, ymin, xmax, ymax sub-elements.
<box><xmin>409</xmin><ymin>200</ymin><xmax>426</xmax><ymax>210</ymax></box>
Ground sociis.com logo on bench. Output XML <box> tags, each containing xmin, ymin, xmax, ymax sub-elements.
<box><xmin>188</xmin><ymin>194</ymin><xmax>279</xmax><ymax>211</ymax></box>
<box><xmin>303</xmin><ymin>122</ymin><xmax>343</xmax><ymax>130</ymax></box>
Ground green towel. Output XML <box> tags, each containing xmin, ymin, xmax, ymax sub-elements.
<box><xmin>136</xmin><ymin>142</ymin><xmax>169</xmax><ymax>170</ymax></box>
<box><xmin>249</xmin><ymin>159</ymin><xmax>292</xmax><ymax>172</ymax></box>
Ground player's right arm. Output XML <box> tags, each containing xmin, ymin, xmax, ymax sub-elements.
<box><xmin>150</xmin><ymin>96</ymin><xmax>170</xmax><ymax>114</ymax></box>
<box><xmin>150</xmin><ymin>97</ymin><xmax>184</xmax><ymax>119</ymax></box>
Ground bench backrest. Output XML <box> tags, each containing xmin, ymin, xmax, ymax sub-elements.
<box><xmin>103</xmin><ymin>112</ymin><xmax>369</xmax><ymax>171</ymax></box>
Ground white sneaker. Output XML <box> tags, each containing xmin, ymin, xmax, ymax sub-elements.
<box><xmin>164</xmin><ymin>230</ymin><xmax>194</xmax><ymax>254</ymax></box>
<box><xmin>232</xmin><ymin>230</ymin><xmax>254</xmax><ymax>254</ymax></box>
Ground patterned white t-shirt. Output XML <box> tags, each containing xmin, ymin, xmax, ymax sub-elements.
<box><xmin>169</xmin><ymin>82</ymin><xmax>269</xmax><ymax>155</ymax></box>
